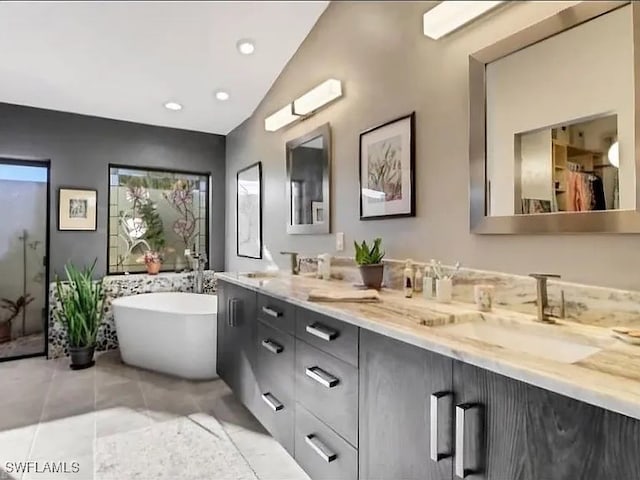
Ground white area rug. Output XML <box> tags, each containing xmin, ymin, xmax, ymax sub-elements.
<box><xmin>95</xmin><ymin>413</ymin><xmax>257</xmax><ymax>480</ymax></box>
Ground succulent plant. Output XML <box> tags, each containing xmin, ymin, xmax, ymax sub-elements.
<box><xmin>354</xmin><ymin>238</ymin><xmax>385</xmax><ymax>266</ymax></box>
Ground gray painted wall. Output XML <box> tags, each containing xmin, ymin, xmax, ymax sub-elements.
<box><xmin>0</xmin><ymin>102</ymin><xmax>226</xmax><ymax>279</ymax></box>
<box><xmin>225</xmin><ymin>1</ymin><xmax>640</xmax><ymax>290</ymax></box>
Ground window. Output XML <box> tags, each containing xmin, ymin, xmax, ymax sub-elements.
<box><xmin>108</xmin><ymin>165</ymin><xmax>209</xmax><ymax>274</ymax></box>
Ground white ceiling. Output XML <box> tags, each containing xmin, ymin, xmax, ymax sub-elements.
<box><xmin>0</xmin><ymin>1</ymin><xmax>329</xmax><ymax>135</ymax></box>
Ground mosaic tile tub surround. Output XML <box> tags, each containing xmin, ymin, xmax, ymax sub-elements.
<box><xmin>48</xmin><ymin>271</ymin><xmax>217</xmax><ymax>359</ymax></box>
<box><xmin>299</xmin><ymin>256</ymin><xmax>640</xmax><ymax>329</ymax></box>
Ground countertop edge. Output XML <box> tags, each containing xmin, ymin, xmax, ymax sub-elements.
<box><xmin>216</xmin><ymin>273</ymin><xmax>640</xmax><ymax>422</ymax></box>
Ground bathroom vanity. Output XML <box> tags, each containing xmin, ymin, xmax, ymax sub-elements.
<box><xmin>216</xmin><ymin>273</ymin><xmax>640</xmax><ymax>480</ymax></box>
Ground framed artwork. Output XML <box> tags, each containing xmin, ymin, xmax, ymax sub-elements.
<box><xmin>237</xmin><ymin>162</ymin><xmax>262</xmax><ymax>259</ymax></box>
<box><xmin>359</xmin><ymin>112</ymin><xmax>415</xmax><ymax>220</ymax></box>
<box><xmin>58</xmin><ymin>188</ymin><xmax>97</xmax><ymax>231</ymax></box>
<box><xmin>312</xmin><ymin>201</ymin><xmax>324</xmax><ymax>224</ymax></box>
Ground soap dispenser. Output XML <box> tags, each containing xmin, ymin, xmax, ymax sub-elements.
<box><xmin>403</xmin><ymin>259</ymin><xmax>414</xmax><ymax>298</ymax></box>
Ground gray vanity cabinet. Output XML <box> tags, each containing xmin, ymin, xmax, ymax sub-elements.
<box><xmin>453</xmin><ymin>361</ymin><xmax>640</xmax><ymax>480</ymax></box>
<box><xmin>216</xmin><ymin>281</ymin><xmax>259</xmax><ymax>413</ymax></box>
<box><xmin>359</xmin><ymin>329</ymin><xmax>454</xmax><ymax>480</ymax></box>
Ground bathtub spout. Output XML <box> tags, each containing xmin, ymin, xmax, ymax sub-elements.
<box><xmin>194</xmin><ymin>252</ymin><xmax>208</xmax><ymax>294</ymax></box>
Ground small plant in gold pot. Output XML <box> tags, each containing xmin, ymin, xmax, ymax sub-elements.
<box><xmin>354</xmin><ymin>238</ymin><xmax>385</xmax><ymax>290</ymax></box>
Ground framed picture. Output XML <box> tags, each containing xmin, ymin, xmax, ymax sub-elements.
<box><xmin>359</xmin><ymin>112</ymin><xmax>415</xmax><ymax>220</ymax></box>
<box><xmin>58</xmin><ymin>188</ymin><xmax>97</xmax><ymax>231</ymax></box>
<box><xmin>237</xmin><ymin>162</ymin><xmax>262</xmax><ymax>259</ymax></box>
<box><xmin>312</xmin><ymin>201</ymin><xmax>325</xmax><ymax>224</ymax></box>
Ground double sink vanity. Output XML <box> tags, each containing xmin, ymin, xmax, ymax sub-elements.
<box><xmin>216</xmin><ymin>271</ymin><xmax>640</xmax><ymax>480</ymax></box>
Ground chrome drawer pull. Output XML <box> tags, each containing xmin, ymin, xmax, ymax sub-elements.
<box><xmin>305</xmin><ymin>322</ymin><xmax>338</xmax><ymax>341</ymax></box>
<box><xmin>305</xmin><ymin>366</ymin><xmax>339</xmax><ymax>388</ymax></box>
<box><xmin>262</xmin><ymin>306</ymin><xmax>282</xmax><ymax>318</ymax></box>
<box><xmin>261</xmin><ymin>338</ymin><xmax>284</xmax><ymax>354</ymax></box>
<box><xmin>455</xmin><ymin>403</ymin><xmax>481</xmax><ymax>479</ymax></box>
<box><xmin>261</xmin><ymin>392</ymin><xmax>284</xmax><ymax>412</ymax></box>
<box><xmin>305</xmin><ymin>434</ymin><xmax>337</xmax><ymax>463</ymax></box>
<box><xmin>430</xmin><ymin>392</ymin><xmax>452</xmax><ymax>462</ymax></box>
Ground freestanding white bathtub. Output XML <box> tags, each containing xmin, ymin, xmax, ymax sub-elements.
<box><xmin>112</xmin><ymin>292</ymin><xmax>218</xmax><ymax>380</ymax></box>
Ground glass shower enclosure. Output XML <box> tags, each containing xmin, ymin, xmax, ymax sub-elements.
<box><xmin>0</xmin><ymin>160</ymin><xmax>49</xmax><ymax>360</ymax></box>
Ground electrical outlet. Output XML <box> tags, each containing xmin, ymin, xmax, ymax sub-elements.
<box><xmin>336</xmin><ymin>232</ymin><xmax>345</xmax><ymax>251</ymax></box>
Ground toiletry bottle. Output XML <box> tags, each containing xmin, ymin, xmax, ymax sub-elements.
<box><xmin>403</xmin><ymin>259</ymin><xmax>413</xmax><ymax>298</ymax></box>
<box><xmin>414</xmin><ymin>264</ymin><xmax>423</xmax><ymax>293</ymax></box>
<box><xmin>423</xmin><ymin>266</ymin><xmax>433</xmax><ymax>299</ymax></box>
<box><xmin>318</xmin><ymin>253</ymin><xmax>331</xmax><ymax>280</ymax></box>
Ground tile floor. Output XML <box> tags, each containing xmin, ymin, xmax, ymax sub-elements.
<box><xmin>0</xmin><ymin>350</ymin><xmax>309</xmax><ymax>480</ymax></box>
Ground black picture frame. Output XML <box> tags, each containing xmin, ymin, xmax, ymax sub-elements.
<box><xmin>359</xmin><ymin>112</ymin><xmax>416</xmax><ymax>220</ymax></box>
<box><xmin>57</xmin><ymin>187</ymin><xmax>98</xmax><ymax>231</ymax></box>
<box><xmin>236</xmin><ymin>162</ymin><xmax>263</xmax><ymax>259</ymax></box>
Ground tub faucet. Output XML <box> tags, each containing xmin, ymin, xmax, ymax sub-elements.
<box><xmin>194</xmin><ymin>252</ymin><xmax>208</xmax><ymax>294</ymax></box>
<box><xmin>529</xmin><ymin>273</ymin><xmax>565</xmax><ymax>323</ymax></box>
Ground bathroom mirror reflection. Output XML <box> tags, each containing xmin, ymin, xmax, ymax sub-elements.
<box><xmin>286</xmin><ymin>123</ymin><xmax>331</xmax><ymax>234</ymax></box>
<box><xmin>470</xmin><ymin>2</ymin><xmax>640</xmax><ymax>233</ymax></box>
<box><xmin>506</xmin><ymin>114</ymin><xmax>620</xmax><ymax>215</ymax></box>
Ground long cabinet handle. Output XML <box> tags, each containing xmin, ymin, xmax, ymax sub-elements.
<box><xmin>455</xmin><ymin>403</ymin><xmax>481</xmax><ymax>479</ymax></box>
<box><xmin>261</xmin><ymin>338</ymin><xmax>284</xmax><ymax>354</ymax></box>
<box><xmin>305</xmin><ymin>366</ymin><xmax>339</xmax><ymax>388</ymax></box>
<box><xmin>305</xmin><ymin>323</ymin><xmax>338</xmax><ymax>341</ymax></box>
<box><xmin>261</xmin><ymin>306</ymin><xmax>282</xmax><ymax>318</ymax></box>
<box><xmin>304</xmin><ymin>434</ymin><xmax>337</xmax><ymax>463</ymax></box>
<box><xmin>430</xmin><ymin>392</ymin><xmax>452</xmax><ymax>462</ymax></box>
<box><xmin>261</xmin><ymin>392</ymin><xmax>283</xmax><ymax>412</ymax></box>
<box><xmin>228</xmin><ymin>298</ymin><xmax>240</xmax><ymax>327</ymax></box>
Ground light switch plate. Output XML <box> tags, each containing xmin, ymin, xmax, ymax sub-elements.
<box><xmin>336</xmin><ymin>232</ymin><xmax>345</xmax><ymax>251</ymax></box>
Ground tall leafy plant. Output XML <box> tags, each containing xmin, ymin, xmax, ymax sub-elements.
<box><xmin>139</xmin><ymin>201</ymin><xmax>166</xmax><ymax>253</ymax></box>
<box><xmin>54</xmin><ymin>261</ymin><xmax>104</xmax><ymax>348</ymax></box>
<box><xmin>354</xmin><ymin>238</ymin><xmax>385</xmax><ymax>265</ymax></box>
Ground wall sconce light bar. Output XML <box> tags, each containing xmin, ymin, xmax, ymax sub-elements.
<box><xmin>293</xmin><ymin>78</ymin><xmax>342</xmax><ymax>116</ymax></box>
<box><xmin>264</xmin><ymin>79</ymin><xmax>343</xmax><ymax>132</ymax></box>
<box><xmin>423</xmin><ymin>1</ymin><xmax>504</xmax><ymax>39</ymax></box>
<box><xmin>264</xmin><ymin>103</ymin><xmax>301</xmax><ymax>132</ymax></box>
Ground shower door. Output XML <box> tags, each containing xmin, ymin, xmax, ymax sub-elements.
<box><xmin>0</xmin><ymin>159</ymin><xmax>49</xmax><ymax>361</ymax></box>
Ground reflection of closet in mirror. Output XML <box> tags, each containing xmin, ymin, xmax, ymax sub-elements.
<box><xmin>516</xmin><ymin>115</ymin><xmax>619</xmax><ymax>214</ymax></box>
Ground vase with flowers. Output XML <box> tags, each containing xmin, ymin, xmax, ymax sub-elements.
<box><xmin>139</xmin><ymin>200</ymin><xmax>166</xmax><ymax>275</ymax></box>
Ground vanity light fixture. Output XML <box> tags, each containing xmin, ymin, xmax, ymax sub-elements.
<box><xmin>292</xmin><ymin>78</ymin><xmax>342</xmax><ymax>116</ymax></box>
<box><xmin>215</xmin><ymin>90</ymin><xmax>230</xmax><ymax>101</ymax></box>
<box><xmin>164</xmin><ymin>101</ymin><xmax>183</xmax><ymax>111</ymax></box>
<box><xmin>236</xmin><ymin>39</ymin><xmax>255</xmax><ymax>55</ymax></box>
<box><xmin>423</xmin><ymin>1</ymin><xmax>504</xmax><ymax>39</ymax></box>
<box><xmin>264</xmin><ymin>104</ymin><xmax>301</xmax><ymax>132</ymax></box>
<box><xmin>264</xmin><ymin>78</ymin><xmax>342</xmax><ymax>132</ymax></box>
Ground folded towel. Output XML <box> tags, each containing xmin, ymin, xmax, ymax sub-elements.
<box><xmin>307</xmin><ymin>289</ymin><xmax>381</xmax><ymax>303</ymax></box>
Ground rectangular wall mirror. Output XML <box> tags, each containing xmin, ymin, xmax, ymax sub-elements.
<box><xmin>470</xmin><ymin>1</ymin><xmax>640</xmax><ymax>233</ymax></box>
<box><xmin>286</xmin><ymin>123</ymin><xmax>331</xmax><ymax>234</ymax></box>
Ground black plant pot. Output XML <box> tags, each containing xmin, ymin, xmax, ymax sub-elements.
<box><xmin>358</xmin><ymin>264</ymin><xmax>384</xmax><ymax>290</ymax></box>
<box><xmin>68</xmin><ymin>345</ymin><xmax>95</xmax><ymax>370</ymax></box>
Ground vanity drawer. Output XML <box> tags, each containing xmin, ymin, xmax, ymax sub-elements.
<box><xmin>257</xmin><ymin>321</ymin><xmax>294</xmax><ymax>396</ymax></box>
<box><xmin>258</xmin><ymin>294</ymin><xmax>295</xmax><ymax>334</ymax></box>
<box><xmin>254</xmin><ymin>381</ymin><xmax>294</xmax><ymax>455</ymax></box>
<box><xmin>295</xmin><ymin>339</ymin><xmax>358</xmax><ymax>446</ymax></box>
<box><xmin>296</xmin><ymin>308</ymin><xmax>358</xmax><ymax>367</ymax></box>
<box><xmin>294</xmin><ymin>402</ymin><xmax>357</xmax><ymax>480</ymax></box>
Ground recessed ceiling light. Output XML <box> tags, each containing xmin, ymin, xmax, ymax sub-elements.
<box><xmin>164</xmin><ymin>101</ymin><xmax>182</xmax><ymax>111</ymax></box>
<box><xmin>236</xmin><ymin>39</ymin><xmax>255</xmax><ymax>55</ymax></box>
<box><xmin>215</xmin><ymin>90</ymin><xmax>230</xmax><ymax>101</ymax></box>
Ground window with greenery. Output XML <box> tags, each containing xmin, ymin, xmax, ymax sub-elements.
<box><xmin>108</xmin><ymin>165</ymin><xmax>209</xmax><ymax>274</ymax></box>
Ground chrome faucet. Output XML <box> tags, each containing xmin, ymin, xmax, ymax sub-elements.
<box><xmin>529</xmin><ymin>273</ymin><xmax>565</xmax><ymax>323</ymax></box>
<box><xmin>280</xmin><ymin>251</ymin><xmax>300</xmax><ymax>275</ymax></box>
<box><xmin>193</xmin><ymin>252</ymin><xmax>208</xmax><ymax>293</ymax></box>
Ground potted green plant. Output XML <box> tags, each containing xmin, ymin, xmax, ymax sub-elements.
<box><xmin>354</xmin><ymin>238</ymin><xmax>385</xmax><ymax>289</ymax></box>
<box><xmin>54</xmin><ymin>261</ymin><xmax>104</xmax><ymax>370</ymax></box>
<box><xmin>140</xmin><ymin>201</ymin><xmax>166</xmax><ymax>275</ymax></box>
<box><xmin>0</xmin><ymin>295</ymin><xmax>34</xmax><ymax>343</ymax></box>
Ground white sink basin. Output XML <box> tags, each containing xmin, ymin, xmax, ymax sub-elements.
<box><xmin>438</xmin><ymin>321</ymin><xmax>602</xmax><ymax>364</ymax></box>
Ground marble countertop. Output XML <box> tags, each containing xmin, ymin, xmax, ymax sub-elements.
<box><xmin>216</xmin><ymin>271</ymin><xmax>640</xmax><ymax>422</ymax></box>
